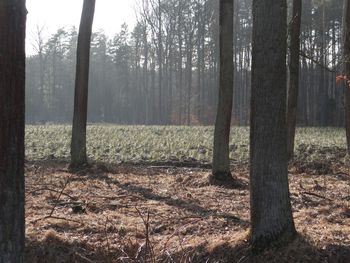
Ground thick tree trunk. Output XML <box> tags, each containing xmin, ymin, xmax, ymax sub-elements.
<box><xmin>250</xmin><ymin>0</ymin><xmax>296</xmax><ymax>252</ymax></box>
<box><xmin>70</xmin><ymin>0</ymin><xmax>96</xmax><ymax>168</ymax></box>
<box><xmin>344</xmin><ymin>0</ymin><xmax>350</xmax><ymax>155</ymax></box>
<box><xmin>211</xmin><ymin>0</ymin><xmax>234</xmax><ymax>183</ymax></box>
<box><xmin>0</xmin><ymin>0</ymin><xmax>26</xmax><ymax>261</ymax></box>
<box><xmin>287</xmin><ymin>0</ymin><xmax>302</xmax><ymax>159</ymax></box>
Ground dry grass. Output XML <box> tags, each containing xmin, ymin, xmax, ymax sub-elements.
<box><xmin>25</xmin><ymin>160</ymin><xmax>349</xmax><ymax>263</ymax></box>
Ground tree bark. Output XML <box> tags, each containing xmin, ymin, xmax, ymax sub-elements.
<box><xmin>186</xmin><ymin>31</ymin><xmax>194</xmax><ymax>126</ymax></box>
<box><xmin>211</xmin><ymin>0</ymin><xmax>234</xmax><ymax>183</ymax></box>
<box><xmin>250</xmin><ymin>0</ymin><xmax>296</xmax><ymax>252</ymax></box>
<box><xmin>158</xmin><ymin>0</ymin><xmax>163</xmax><ymax>124</ymax></box>
<box><xmin>287</xmin><ymin>0</ymin><xmax>302</xmax><ymax>159</ymax></box>
<box><xmin>0</xmin><ymin>0</ymin><xmax>26</xmax><ymax>261</ymax></box>
<box><xmin>344</xmin><ymin>0</ymin><xmax>350</xmax><ymax>155</ymax></box>
<box><xmin>70</xmin><ymin>0</ymin><xmax>96</xmax><ymax>168</ymax></box>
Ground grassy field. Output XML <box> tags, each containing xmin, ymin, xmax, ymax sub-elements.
<box><xmin>25</xmin><ymin>125</ymin><xmax>347</xmax><ymax>164</ymax></box>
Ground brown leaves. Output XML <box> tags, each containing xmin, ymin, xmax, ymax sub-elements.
<box><xmin>336</xmin><ymin>75</ymin><xmax>350</xmax><ymax>88</ymax></box>
<box><xmin>336</xmin><ymin>75</ymin><xmax>346</xmax><ymax>84</ymax></box>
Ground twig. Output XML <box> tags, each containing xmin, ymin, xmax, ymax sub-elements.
<box><xmin>89</xmin><ymin>194</ymin><xmax>145</xmax><ymax>200</ymax></box>
<box><xmin>28</xmin><ymin>187</ymin><xmax>76</xmax><ymax>200</ymax></box>
<box><xmin>46</xmin><ymin>174</ymin><xmax>73</xmax><ymax>217</ymax></box>
<box><xmin>135</xmin><ymin>207</ymin><xmax>156</xmax><ymax>263</ymax></box>
<box><xmin>30</xmin><ymin>215</ymin><xmax>82</xmax><ymax>224</ymax></box>
<box><xmin>104</xmin><ymin>217</ymin><xmax>112</xmax><ymax>263</ymax></box>
<box><xmin>74</xmin><ymin>252</ymin><xmax>96</xmax><ymax>263</ymax></box>
<box><xmin>342</xmin><ymin>195</ymin><xmax>350</xmax><ymax>201</ymax></box>
<box><xmin>301</xmin><ymin>191</ymin><xmax>333</xmax><ymax>201</ymax></box>
<box><xmin>30</xmin><ymin>175</ymin><xmax>78</xmax><ymax>224</ymax></box>
<box><xmin>299</xmin><ymin>50</ymin><xmax>337</xmax><ymax>73</ymax></box>
<box><xmin>50</xmin><ymin>201</ymin><xmax>85</xmax><ymax>206</ymax></box>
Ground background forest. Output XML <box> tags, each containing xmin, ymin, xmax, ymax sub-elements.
<box><xmin>26</xmin><ymin>0</ymin><xmax>344</xmax><ymax>126</ymax></box>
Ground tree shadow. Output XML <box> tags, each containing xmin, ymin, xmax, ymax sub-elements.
<box><xmin>180</xmin><ymin>235</ymin><xmax>350</xmax><ymax>263</ymax></box>
<box><xmin>114</xmin><ymin>180</ymin><xmax>249</xmax><ymax>226</ymax></box>
<box><xmin>25</xmin><ymin>234</ymin><xmax>118</xmax><ymax>263</ymax></box>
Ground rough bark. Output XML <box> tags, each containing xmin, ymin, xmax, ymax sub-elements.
<box><xmin>250</xmin><ymin>0</ymin><xmax>296</xmax><ymax>252</ymax></box>
<box><xmin>287</xmin><ymin>0</ymin><xmax>302</xmax><ymax>159</ymax></box>
<box><xmin>70</xmin><ymin>0</ymin><xmax>96</xmax><ymax>168</ymax></box>
<box><xmin>211</xmin><ymin>0</ymin><xmax>234</xmax><ymax>183</ymax></box>
<box><xmin>0</xmin><ymin>0</ymin><xmax>26</xmax><ymax>261</ymax></box>
<box><xmin>344</xmin><ymin>0</ymin><xmax>350</xmax><ymax>155</ymax></box>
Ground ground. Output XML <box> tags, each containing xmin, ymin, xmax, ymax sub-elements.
<box><xmin>25</xmin><ymin>160</ymin><xmax>349</xmax><ymax>263</ymax></box>
<box><xmin>24</xmin><ymin>126</ymin><xmax>350</xmax><ymax>262</ymax></box>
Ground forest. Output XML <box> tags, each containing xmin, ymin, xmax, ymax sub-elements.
<box><xmin>26</xmin><ymin>0</ymin><xmax>343</xmax><ymax>126</ymax></box>
<box><xmin>0</xmin><ymin>0</ymin><xmax>349</xmax><ymax>263</ymax></box>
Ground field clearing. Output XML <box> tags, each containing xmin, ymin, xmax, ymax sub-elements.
<box><xmin>25</xmin><ymin>125</ymin><xmax>348</xmax><ymax>164</ymax></box>
<box><xmin>24</xmin><ymin>125</ymin><xmax>350</xmax><ymax>262</ymax></box>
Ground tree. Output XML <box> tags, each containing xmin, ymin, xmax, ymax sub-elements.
<box><xmin>344</xmin><ymin>0</ymin><xmax>350</xmax><ymax>155</ymax></box>
<box><xmin>287</xmin><ymin>0</ymin><xmax>302</xmax><ymax>159</ymax></box>
<box><xmin>24</xmin><ymin>0</ymin><xmax>343</xmax><ymax>127</ymax></box>
<box><xmin>210</xmin><ymin>0</ymin><xmax>234</xmax><ymax>183</ymax></box>
<box><xmin>250</xmin><ymin>0</ymin><xmax>296</xmax><ymax>251</ymax></box>
<box><xmin>0</xmin><ymin>0</ymin><xmax>26</xmax><ymax>261</ymax></box>
<box><xmin>70</xmin><ymin>0</ymin><xmax>96</xmax><ymax>168</ymax></box>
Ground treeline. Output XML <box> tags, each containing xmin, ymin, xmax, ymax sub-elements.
<box><xmin>26</xmin><ymin>0</ymin><xmax>344</xmax><ymax>126</ymax></box>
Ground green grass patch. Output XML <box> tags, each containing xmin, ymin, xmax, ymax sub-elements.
<box><xmin>25</xmin><ymin>125</ymin><xmax>347</xmax><ymax>164</ymax></box>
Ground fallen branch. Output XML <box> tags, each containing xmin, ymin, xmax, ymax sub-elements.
<box><xmin>28</xmin><ymin>187</ymin><xmax>76</xmax><ymax>200</ymax></box>
<box><xmin>30</xmin><ymin>175</ymin><xmax>78</xmax><ymax>224</ymax></box>
<box><xmin>30</xmin><ymin>215</ymin><xmax>82</xmax><ymax>224</ymax></box>
<box><xmin>301</xmin><ymin>191</ymin><xmax>333</xmax><ymax>201</ymax></box>
<box><xmin>74</xmin><ymin>252</ymin><xmax>96</xmax><ymax>263</ymax></box>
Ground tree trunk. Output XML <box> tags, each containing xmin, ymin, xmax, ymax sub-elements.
<box><xmin>344</xmin><ymin>0</ymin><xmax>350</xmax><ymax>155</ymax></box>
<box><xmin>186</xmin><ymin>31</ymin><xmax>194</xmax><ymax>126</ymax></box>
<box><xmin>178</xmin><ymin>25</ymin><xmax>183</xmax><ymax>125</ymax></box>
<box><xmin>250</xmin><ymin>0</ymin><xmax>296</xmax><ymax>252</ymax></box>
<box><xmin>158</xmin><ymin>0</ymin><xmax>163</xmax><ymax>124</ymax></box>
<box><xmin>0</xmin><ymin>0</ymin><xmax>26</xmax><ymax>261</ymax></box>
<box><xmin>70</xmin><ymin>0</ymin><xmax>96</xmax><ymax>168</ymax></box>
<box><xmin>287</xmin><ymin>0</ymin><xmax>302</xmax><ymax>159</ymax></box>
<box><xmin>211</xmin><ymin>0</ymin><xmax>234</xmax><ymax>183</ymax></box>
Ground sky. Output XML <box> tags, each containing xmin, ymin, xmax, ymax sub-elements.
<box><xmin>26</xmin><ymin>0</ymin><xmax>137</xmax><ymax>54</ymax></box>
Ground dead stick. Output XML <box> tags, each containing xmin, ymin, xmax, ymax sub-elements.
<box><xmin>30</xmin><ymin>215</ymin><xmax>82</xmax><ymax>224</ymax></box>
<box><xmin>302</xmin><ymin>191</ymin><xmax>333</xmax><ymax>201</ymax></box>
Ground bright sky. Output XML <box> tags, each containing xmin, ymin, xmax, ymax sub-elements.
<box><xmin>26</xmin><ymin>0</ymin><xmax>138</xmax><ymax>54</ymax></box>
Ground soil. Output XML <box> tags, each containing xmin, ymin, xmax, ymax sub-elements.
<box><xmin>25</xmin><ymin>160</ymin><xmax>350</xmax><ymax>263</ymax></box>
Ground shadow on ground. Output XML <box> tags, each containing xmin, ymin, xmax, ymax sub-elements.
<box><xmin>25</xmin><ymin>235</ymin><xmax>117</xmax><ymax>263</ymax></box>
<box><xmin>26</xmin><ymin>234</ymin><xmax>350</xmax><ymax>263</ymax></box>
<box><xmin>114</xmin><ymin>180</ymin><xmax>249</xmax><ymax>226</ymax></box>
<box><xmin>187</xmin><ymin>236</ymin><xmax>350</xmax><ymax>263</ymax></box>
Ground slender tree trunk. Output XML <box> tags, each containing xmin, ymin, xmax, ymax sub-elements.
<box><xmin>186</xmin><ymin>31</ymin><xmax>194</xmax><ymax>126</ymax></box>
<box><xmin>178</xmin><ymin>28</ymin><xmax>183</xmax><ymax>125</ymax></box>
<box><xmin>211</xmin><ymin>0</ymin><xmax>234</xmax><ymax>183</ymax></box>
<box><xmin>343</xmin><ymin>0</ymin><xmax>350</xmax><ymax>154</ymax></box>
<box><xmin>0</xmin><ymin>0</ymin><xmax>26</xmax><ymax>261</ymax></box>
<box><xmin>143</xmin><ymin>28</ymin><xmax>150</xmax><ymax>124</ymax></box>
<box><xmin>158</xmin><ymin>0</ymin><xmax>163</xmax><ymax>124</ymax></box>
<box><xmin>287</xmin><ymin>0</ymin><xmax>302</xmax><ymax>159</ymax></box>
<box><xmin>151</xmin><ymin>55</ymin><xmax>156</xmax><ymax>124</ymax></box>
<box><xmin>250</xmin><ymin>0</ymin><xmax>296</xmax><ymax>252</ymax></box>
<box><xmin>70</xmin><ymin>0</ymin><xmax>96</xmax><ymax>168</ymax></box>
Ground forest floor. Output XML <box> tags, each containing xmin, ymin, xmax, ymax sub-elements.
<box><xmin>25</xmin><ymin>157</ymin><xmax>350</xmax><ymax>263</ymax></box>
